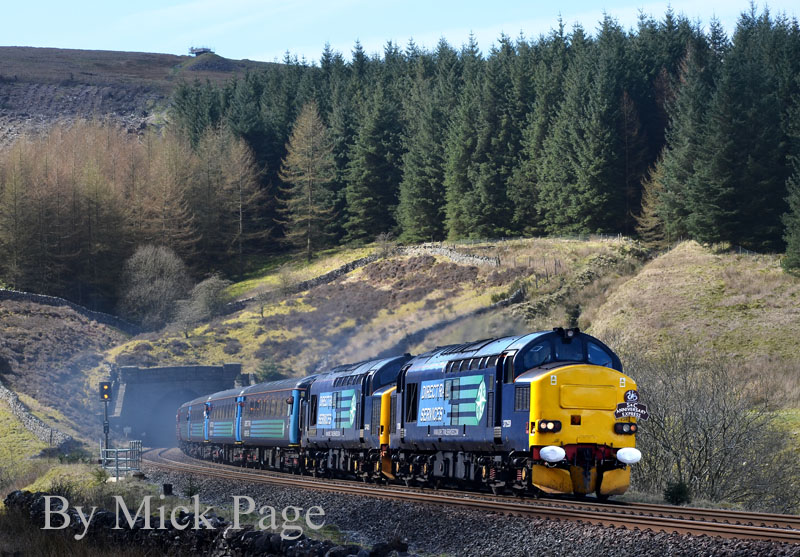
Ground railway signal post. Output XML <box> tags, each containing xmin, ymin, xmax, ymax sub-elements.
<box><xmin>100</xmin><ymin>381</ymin><xmax>111</xmax><ymax>450</ymax></box>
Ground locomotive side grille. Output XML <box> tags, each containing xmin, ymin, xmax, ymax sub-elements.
<box><xmin>514</xmin><ymin>385</ymin><xmax>530</xmax><ymax>411</ymax></box>
<box><xmin>371</xmin><ymin>398</ymin><xmax>381</xmax><ymax>434</ymax></box>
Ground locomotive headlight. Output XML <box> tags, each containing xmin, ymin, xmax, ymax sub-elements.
<box><xmin>538</xmin><ymin>420</ymin><xmax>562</xmax><ymax>432</ymax></box>
<box><xmin>616</xmin><ymin>447</ymin><xmax>642</xmax><ymax>465</ymax></box>
<box><xmin>540</xmin><ymin>445</ymin><xmax>566</xmax><ymax>463</ymax></box>
<box><xmin>623</xmin><ymin>424</ymin><xmax>631</xmax><ymax>433</ymax></box>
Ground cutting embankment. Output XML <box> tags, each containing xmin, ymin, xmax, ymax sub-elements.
<box><xmin>590</xmin><ymin>240</ymin><xmax>800</xmax><ymax>404</ymax></box>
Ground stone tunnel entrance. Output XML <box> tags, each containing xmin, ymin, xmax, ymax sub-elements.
<box><xmin>109</xmin><ymin>364</ymin><xmax>243</xmax><ymax>447</ymax></box>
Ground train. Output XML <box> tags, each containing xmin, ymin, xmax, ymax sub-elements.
<box><xmin>176</xmin><ymin>328</ymin><xmax>647</xmax><ymax>499</ymax></box>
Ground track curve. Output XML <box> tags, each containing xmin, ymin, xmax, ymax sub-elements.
<box><xmin>143</xmin><ymin>448</ymin><xmax>800</xmax><ymax>544</ymax></box>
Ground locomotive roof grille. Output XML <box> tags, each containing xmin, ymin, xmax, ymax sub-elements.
<box><xmin>439</xmin><ymin>338</ymin><xmax>493</xmax><ymax>355</ymax></box>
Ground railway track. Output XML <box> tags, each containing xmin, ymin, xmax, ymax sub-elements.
<box><xmin>143</xmin><ymin>448</ymin><xmax>800</xmax><ymax>544</ymax></box>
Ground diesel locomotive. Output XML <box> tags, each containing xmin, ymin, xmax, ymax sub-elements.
<box><xmin>177</xmin><ymin>328</ymin><xmax>646</xmax><ymax>498</ymax></box>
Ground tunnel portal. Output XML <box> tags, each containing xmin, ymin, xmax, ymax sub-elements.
<box><xmin>108</xmin><ymin>364</ymin><xmax>242</xmax><ymax>447</ymax></box>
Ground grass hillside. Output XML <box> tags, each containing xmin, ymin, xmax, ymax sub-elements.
<box><xmin>590</xmin><ymin>241</ymin><xmax>800</xmax><ymax>403</ymax></box>
<box><xmin>104</xmin><ymin>238</ymin><xmax>645</xmax><ymax>381</ymax></box>
<box><xmin>0</xmin><ymin>400</ymin><xmax>49</xmax><ymax>498</ymax></box>
<box><xmin>0</xmin><ymin>46</ymin><xmax>272</xmax><ymax>91</ymax></box>
<box><xmin>0</xmin><ymin>300</ymin><xmax>127</xmax><ymax>442</ymax></box>
<box><xmin>4</xmin><ymin>236</ymin><xmax>800</xmax><ymax>444</ymax></box>
<box><xmin>0</xmin><ymin>46</ymin><xmax>273</xmax><ymax>146</ymax></box>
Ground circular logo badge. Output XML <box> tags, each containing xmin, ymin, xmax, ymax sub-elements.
<box><xmin>625</xmin><ymin>389</ymin><xmax>639</xmax><ymax>402</ymax></box>
<box><xmin>475</xmin><ymin>380</ymin><xmax>487</xmax><ymax>422</ymax></box>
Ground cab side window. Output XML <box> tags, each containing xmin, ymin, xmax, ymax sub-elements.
<box><xmin>522</xmin><ymin>342</ymin><xmax>552</xmax><ymax>370</ymax></box>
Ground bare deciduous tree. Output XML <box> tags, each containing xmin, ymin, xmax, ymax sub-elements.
<box><xmin>621</xmin><ymin>342</ymin><xmax>800</xmax><ymax>513</ymax></box>
<box><xmin>172</xmin><ymin>274</ymin><xmax>232</xmax><ymax>337</ymax></box>
<box><xmin>118</xmin><ymin>245</ymin><xmax>191</xmax><ymax>330</ymax></box>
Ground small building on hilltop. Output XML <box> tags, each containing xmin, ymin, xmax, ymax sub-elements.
<box><xmin>189</xmin><ymin>47</ymin><xmax>214</xmax><ymax>56</ymax></box>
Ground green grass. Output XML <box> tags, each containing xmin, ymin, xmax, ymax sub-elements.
<box><xmin>0</xmin><ymin>400</ymin><xmax>54</xmax><ymax>507</ymax></box>
<box><xmin>226</xmin><ymin>246</ymin><xmax>374</xmax><ymax>299</ymax></box>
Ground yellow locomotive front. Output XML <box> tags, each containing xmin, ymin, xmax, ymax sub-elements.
<box><xmin>520</xmin><ymin>363</ymin><xmax>644</xmax><ymax>497</ymax></box>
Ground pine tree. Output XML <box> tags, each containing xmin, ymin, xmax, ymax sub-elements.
<box><xmin>443</xmin><ymin>79</ymin><xmax>482</xmax><ymax>239</ymax></box>
<box><xmin>510</xmin><ymin>24</ymin><xmax>568</xmax><ymax>235</ymax></box>
<box><xmin>635</xmin><ymin>158</ymin><xmax>668</xmax><ymax>249</ymax></box>
<box><xmin>784</xmin><ymin>166</ymin><xmax>800</xmax><ymax>270</ymax></box>
<box><xmin>397</xmin><ymin>59</ymin><xmax>446</xmax><ymax>242</ymax></box>
<box><xmin>538</xmin><ymin>25</ymin><xmax>627</xmax><ymax>234</ymax></box>
<box><xmin>344</xmin><ymin>85</ymin><xmax>403</xmax><ymax>242</ymax></box>
<box><xmin>657</xmin><ymin>34</ymin><xmax>714</xmax><ymax>243</ymax></box>
<box><xmin>782</xmin><ymin>96</ymin><xmax>800</xmax><ymax>270</ymax></box>
<box><xmin>688</xmin><ymin>11</ymin><xmax>789</xmax><ymax>250</ymax></box>
<box><xmin>279</xmin><ymin>101</ymin><xmax>336</xmax><ymax>261</ymax></box>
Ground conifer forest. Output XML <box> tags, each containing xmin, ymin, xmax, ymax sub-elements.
<box><xmin>2</xmin><ymin>7</ymin><xmax>800</xmax><ymax>311</ymax></box>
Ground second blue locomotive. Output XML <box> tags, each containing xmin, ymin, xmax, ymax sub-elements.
<box><xmin>177</xmin><ymin>329</ymin><xmax>645</xmax><ymax>498</ymax></box>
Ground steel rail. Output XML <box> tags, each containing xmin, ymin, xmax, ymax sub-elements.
<box><xmin>143</xmin><ymin>449</ymin><xmax>800</xmax><ymax>544</ymax></box>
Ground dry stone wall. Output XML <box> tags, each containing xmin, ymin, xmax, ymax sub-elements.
<box><xmin>0</xmin><ymin>288</ymin><xmax>140</xmax><ymax>334</ymax></box>
<box><xmin>0</xmin><ymin>378</ymin><xmax>73</xmax><ymax>448</ymax></box>
<box><xmin>401</xmin><ymin>243</ymin><xmax>500</xmax><ymax>267</ymax></box>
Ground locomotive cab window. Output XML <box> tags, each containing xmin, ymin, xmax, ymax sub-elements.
<box><xmin>405</xmin><ymin>383</ymin><xmax>419</xmax><ymax>423</ymax></box>
<box><xmin>587</xmin><ymin>341</ymin><xmax>613</xmax><ymax>367</ymax></box>
<box><xmin>555</xmin><ymin>338</ymin><xmax>583</xmax><ymax>361</ymax></box>
<box><xmin>309</xmin><ymin>395</ymin><xmax>318</xmax><ymax>426</ymax></box>
<box><xmin>520</xmin><ymin>342</ymin><xmax>553</xmax><ymax>370</ymax></box>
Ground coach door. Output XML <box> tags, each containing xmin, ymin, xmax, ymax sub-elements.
<box><xmin>203</xmin><ymin>402</ymin><xmax>211</xmax><ymax>442</ymax></box>
<box><xmin>235</xmin><ymin>396</ymin><xmax>245</xmax><ymax>443</ymax></box>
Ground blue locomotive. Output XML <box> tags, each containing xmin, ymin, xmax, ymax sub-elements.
<box><xmin>177</xmin><ymin>329</ymin><xmax>645</xmax><ymax>498</ymax></box>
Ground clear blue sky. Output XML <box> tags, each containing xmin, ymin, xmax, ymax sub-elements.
<box><xmin>3</xmin><ymin>1</ymin><xmax>798</xmax><ymax>63</ymax></box>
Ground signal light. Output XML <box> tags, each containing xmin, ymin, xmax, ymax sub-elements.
<box><xmin>99</xmin><ymin>382</ymin><xmax>111</xmax><ymax>401</ymax></box>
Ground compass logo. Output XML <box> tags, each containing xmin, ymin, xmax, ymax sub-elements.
<box><xmin>475</xmin><ymin>380</ymin><xmax>487</xmax><ymax>421</ymax></box>
<box><xmin>348</xmin><ymin>393</ymin><xmax>357</xmax><ymax>427</ymax></box>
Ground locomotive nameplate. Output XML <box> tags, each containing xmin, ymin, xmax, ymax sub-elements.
<box><xmin>614</xmin><ymin>402</ymin><xmax>649</xmax><ymax>420</ymax></box>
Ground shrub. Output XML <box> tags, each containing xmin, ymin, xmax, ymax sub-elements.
<box><xmin>664</xmin><ymin>480</ymin><xmax>692</xmax><ymax>505</ymax></box>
